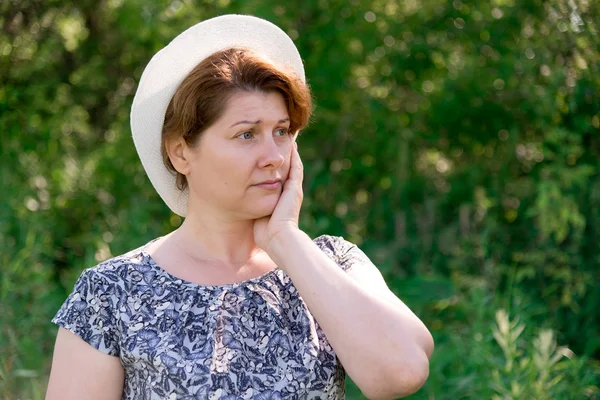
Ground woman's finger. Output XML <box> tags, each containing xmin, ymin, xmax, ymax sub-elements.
<box><xmin>290</xmin><ymin>142</ymin><xmax>303</xmax><ymax>182</ymax></box>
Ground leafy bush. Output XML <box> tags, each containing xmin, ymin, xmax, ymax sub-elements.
<box><xmin>1</xmin><ymin>0</ymin><xmax>599</xmax><ymax>398</ymax></box>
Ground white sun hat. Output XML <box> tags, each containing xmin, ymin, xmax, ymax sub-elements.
<box><xmin>130</xmin><ymin>14</ymin><xmax>306</xmax><ymax>217</ymax></box>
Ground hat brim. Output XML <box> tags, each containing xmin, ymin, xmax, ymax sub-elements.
<box><xmin>130</xmin><ymin>14</ymin><xmax>305</xmax><ymax>217</ymax></box>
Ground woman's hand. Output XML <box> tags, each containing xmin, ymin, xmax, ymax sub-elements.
<box><xmin>253</xmin><ymin>141</ymin><xmax>304</xmax><ymax>252</ymax></box>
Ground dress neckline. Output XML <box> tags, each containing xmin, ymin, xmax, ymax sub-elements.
<box><xmin>138</xmin><ymin>238</ymin><xmax>281</xmax><ymax>290</ymax></box>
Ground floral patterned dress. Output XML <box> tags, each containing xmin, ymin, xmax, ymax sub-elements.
<box><xmin>53</xmin><ymin>235</ymin><xmax>368</xmax><ymax>400</ymax></box>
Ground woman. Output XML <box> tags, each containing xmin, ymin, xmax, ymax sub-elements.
<box><xmin>46</xmin><ymin>14</ymin><xmax>433</xmax><ymax>400</ymax></box>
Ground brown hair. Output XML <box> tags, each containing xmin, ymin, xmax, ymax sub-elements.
<box><xmin>161</xmin><ymin>48</ymin><xmax>313</xmax><ymax>191</ymax></box>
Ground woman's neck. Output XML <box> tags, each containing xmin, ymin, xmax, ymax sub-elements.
<box><xmin>170</xmin><ymin>214</ymin><xmax>261</xmax><ymax>265</ymax></box>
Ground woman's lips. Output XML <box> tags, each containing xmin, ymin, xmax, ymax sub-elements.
<box><xmin>254</xmin><ymin>180</ymin><xmax>282</xmax><ymax>190</ymax></box>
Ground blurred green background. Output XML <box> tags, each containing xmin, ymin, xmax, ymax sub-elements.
<box><xmin>1</xmin><ymin>0</ymin><xmax>599</xmax><ymax>398</ymax></box>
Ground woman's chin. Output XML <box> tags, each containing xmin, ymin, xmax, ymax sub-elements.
<box><xmin>249</xmin><ymin>199</ymin><xmax>279</xmax><ymax>219</ymax></box>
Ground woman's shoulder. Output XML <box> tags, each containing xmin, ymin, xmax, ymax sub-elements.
<box><xmin>76</xmin><ymin>239</ymin><xmax>157</xmax><ymax>287</ymax></box>
<box><xmin>51</xmin><ymin>240</ymin><xmax>158</xmax><ymax>356</ymax></box>
<box><xmin>312</xmin><ymin>234</ymin><xmax>360</xmax><ymax>271</ymax></box>
<box><xmin>313</xmin><ymin>234</ymin><xmax>355</xmax><ymax>255</ymax></box>
<box><xmin>313</xmin><ymin>234</ymin><xmax>372</xmax><ymax>272</ymax></box>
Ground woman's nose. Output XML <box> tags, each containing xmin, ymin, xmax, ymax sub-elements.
<box><xmin>258</xmin><ymin>135</ymin><xmax>286</xmax><ymax>169</ymax></box>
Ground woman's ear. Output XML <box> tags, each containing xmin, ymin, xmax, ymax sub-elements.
<box><xmin>165</xmin><ymin>137</ymin><xmax>191</xmax><ymax>176</ymax></box>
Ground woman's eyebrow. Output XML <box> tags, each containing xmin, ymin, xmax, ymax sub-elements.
<box><xmin>229</xmin><ymin>119</ymin><xmax>260</xmax><ymax>128</ymax></box>
<box><xmin>229</xmin><ymin>118</ymin><xmax>290</xmax><ymax>128</ymax></box>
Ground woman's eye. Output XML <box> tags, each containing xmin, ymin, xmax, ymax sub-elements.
<box><xmin>238</xmin><ymin>131</ymin><xmax>253</xmax><ymax>140</ymax></box>
<box><xmin>275</xmin><ymin>128</ymin><xmax>289</xmax><ymax>137</ymax></box>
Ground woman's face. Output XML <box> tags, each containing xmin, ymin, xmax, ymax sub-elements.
<box><xmin>184</xmin><ymin>90</ymin><xmax>294</xmax><ymax>220</ymax></box>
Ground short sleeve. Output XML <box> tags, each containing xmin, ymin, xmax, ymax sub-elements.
<box><xmin>313</xmin><ymin>235</ymin><xmax>374</xmax><ymax>272</ymax></box>
<box><xmin>52</xmin><ymin>268</ymin><xmax>120</xmax><ymax>356</ymax></box>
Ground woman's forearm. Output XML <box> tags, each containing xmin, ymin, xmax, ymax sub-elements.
<box><xmin>267</xmin><ymin>229</ymin><xmax>433</xmax><ymax>399</ymax></box>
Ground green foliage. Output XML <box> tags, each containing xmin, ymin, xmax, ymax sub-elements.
<box><xmin>1</xmin><ymin>0</ymin><xmax>599</xmax><ymax>398</ymax></box>
<box><xmin>353</xmin><ymin>288</ymin><xmax>599</xmax><ymax>400</ymax></box>
<box><xmin>490</xmin><ymin>310</ymin><xmax>596</xmax><ymax>400</ymax></box>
